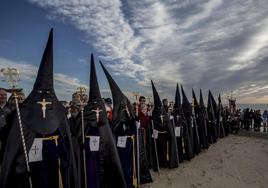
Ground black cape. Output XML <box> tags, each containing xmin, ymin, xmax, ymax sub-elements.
<box><xmin>0</xmin><ymin>29</ymin><xmax>78</xmax><ymax>188</ymax></box>
<box><xmin>73</xmin><ymin>54</ymin><xmax>127</xmax><ymax>188</ymax></box>
<box><xmin>207</xmin><ymin>91</ymin><xmax>218</xmax><ymax>144</ymax></box>
<box><xmin>217</xmin><ymin>94</ymin><xmax>225</xmax><ymax>138</ymax></box>
<box><xmin>173</xmin><ymin>84</ymin><xmax>191</xmax><ymax>162</ymax></box>
<box><xmin>100</xmin><ymin>61</ymin><xmax>152</xmax><ymax>187</ymax></box>
<box><xmin>198</xmin><ymin>89</ymin><xmax>209</xmax><ymax>149</ymax></box>
<box><xmin>151</xmin><ymin>81</ymin><xmax>179</xmax><ymax>168</ymax></box>
<box><xmin>181</xmin><ymin>85</ymin><xmax>194</xmax><ymax>159</ymax></box>
<box><xmin>191</xmin><ymin>89</ymin><xmax>201</xmax><ymax>155</ymax></box>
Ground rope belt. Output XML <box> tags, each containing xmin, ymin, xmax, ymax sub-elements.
<box><xmin>42</xmin><ymin>136</ymin><xmax>63</xmax><ymax>188</ymax></box>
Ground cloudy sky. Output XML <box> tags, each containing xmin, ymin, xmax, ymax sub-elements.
<box><xmin>0</xmin><ymin>0</ymin><xmax>268</xmax><ymax>104</ymax></box>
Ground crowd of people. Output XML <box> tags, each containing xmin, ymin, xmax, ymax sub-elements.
<box><xmin>0</xmin><ymin>29</ymin><xmax>266</xmax><ymax>188</ymax></box>
<box><xmin>229</xmin><ymin>108</ymin><xmax>267</xmax><ymax>133</ymax></box>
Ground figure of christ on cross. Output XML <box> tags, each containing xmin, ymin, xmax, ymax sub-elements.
<box><xmin>160</xmin><ymin>114</ymin><xmax>164</xmax><ymax>124</ymax></box>
<box><xmin>37</xmin><ymin>98</ymin><xmax>52</xmax><ymax>118</ymax></box>
<box><xmin>176</xmin><ymin>115</ymin><xmax>180</xmax><ymax>123</ymax></box>
<box><xmin>91</xmin><ymin>107</ymin><xmax>103</xmax><ymax>123</ymax></box>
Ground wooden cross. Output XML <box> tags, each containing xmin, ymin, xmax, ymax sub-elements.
<box><xmin>37</xmin><ymin>98</ymin><xmax>52</xmax><ymax>118</ymax></box>
<box><xmin>92</xmin><ymin>107</ymin><xmax>103</xmax><ymax>123</ymax></box>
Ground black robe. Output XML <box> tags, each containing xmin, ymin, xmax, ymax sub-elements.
<box><xmin>0</xmin><ymin>116</ymin><xmax>78</xmax><ymax>188</ymax></box>
<box><xmin>197</xmin><ymin>106</ymin><xmax>209</xmax><ymax>149</ymax></box>
<box><xmin>152</xmin><ymin>108</ymin><xmax>178</xmax><ymax>169</ymax></box>
<box><xmin>111</xmin><ymin>100</ymin><xmax>152</xmax><ymax>187</ymax></box>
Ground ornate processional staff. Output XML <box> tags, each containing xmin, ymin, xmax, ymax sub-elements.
<box><xmin>132</xmin><ymin>91</ymin><xmax>140</xmax><ymax>188</ymax></box>
<box><xmin>1</xmin><ymin>67</ymin><xmax>33</xmax><ymax>188</ymax></box>
<box><xmin>77</xmin><ymin>86</ymin><xmax>88</xmax><ymax>188</ymax></box>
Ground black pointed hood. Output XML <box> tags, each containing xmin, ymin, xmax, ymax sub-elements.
<box><xmin>174</xmin><ymin>83</ymin><xmax>183</xmax><ymax>115</ymax></box>
<box><xmin>181</xmin><ymin>84</ymin><xmax>192</xmax><ymax>116</ymax></box>
<box><xmin>99</xmin><ymin>61</ymin><xmax>126</xmax><ymax>105</ymax></box>
<box><xmin>199</xmin><ymin>89</ymin><xmax>205</xmax><ymax>108</ymax></box>
<box><xmin>99</xmin><ymin>61</ymin><xmax>134</xmax><ymax>121</ymax></box>
<box><xmin>151</xmin><ymin>80</ymin><xmax>162</xmax><ymax>110</ymax></box>
<box><xmin>81</xmin><ymin>54</ymin><xmax>127</xmax><ymax>188</ymax></box>
<box><xmin>84</xmin><ymin>53</ymin><xmax>106</xmax><ymax>128</ymax></box>
<box><xmin>192</xmin><ymin>88</ymin><xmax>199</xmax><ymax>107</ymax></box>
<box><xmin>218</xmin><ymin>93</ymin><xmax>223</xmax><ymax>110</ymax></box>
<box><xmin>174</xmin><ymin>83</ymin><xmax>181</xmax><ymax>109</ymax></box>
<box><xmin>34</xmin><ymin>29</ymin><xmax>53</xmax><ymax>90</ymax></box>
<box><xmin>151</xmin><ymin>81</ymin><xmax>169</xmax><ymax>129</ymax></box>
<box><xmin>209</xmin><ymin>90</ymin><xmax>218</xmax><ymax>112</ymax></box>
<box><xmin>207</xmin><ymin>90</ymin><xmax>215</xmax><ymax>119</ymax></box>
<box><xmin>21</xmin><ymin>29</ymin><xmax>66</xmax><ymax>134</ymax></box>
<box><xmin>89</xmin><ymin>53</ymin><xmax>101</xmax><ymax>100</ymax></box>
<box><xmin>192</xmin><ymin>89</ymin><xmax>199</xmax><ymax>115</ymax></box>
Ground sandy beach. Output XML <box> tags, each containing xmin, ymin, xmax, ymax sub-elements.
<box><xmin>142</xmin><ymin>135</ymin><xmax>268</xmax><ymax>188</ymax></box>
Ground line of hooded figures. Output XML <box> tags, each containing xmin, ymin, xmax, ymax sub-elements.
<box><xmin>0</xmin><ymin>29</ymin><xmax>233</xmax><ymax>188</ymax></box>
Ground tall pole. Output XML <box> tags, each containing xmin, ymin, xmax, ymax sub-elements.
<box><xmin>133</xmin><ymin>91</ymin><xmax>140</xmax><ymax>188</ymax></box>
<box><xmin>77</xmin><ymin>87</ymin><xmax>88</xmax><ymax>188</ymax></box>
<box><xmin>1</xmin><ymin>68</ymin><xmax>33</xmax><ymax>188</ymax></box>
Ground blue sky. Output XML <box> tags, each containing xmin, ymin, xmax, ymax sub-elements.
<box><xmin>0</xmin><ymin>0</ymin><xmax>268</xmax><ymax>104</ymax></box>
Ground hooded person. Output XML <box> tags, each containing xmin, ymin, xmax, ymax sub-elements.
<box><xmin>100</xmin><ymin>61</ymin><xmax>152</xmax><ymax>187</ymax></box>
<box><xmin>73</xmin><ymin>54</ymin><xmax>127</xmax><ymax>188</ymax></box>
<box><xmin>151</xmin><ymin>81</ymin><xmax>179</xmax><ymax>169</ymax></box>
<box><xmin>207</xmin><ymin>91</ymin><xmax>218</xmax><ymax>143</ymax></box>
<box><xmin>181</xmin><ymin>85</ymin><xmax>194</xmax><ymax>159</ymax></box>
<box><xmin>0</xmin><ymin>29</ymin><xmax>78</xmax><ymax>188</ymax></box>
<box><xmin>198</xmin><ymin>89</ymin><xmax>209</xmax><ymax>149</ymax></box>
<box><xmin>173</xmin><ymin>84</ymin><xmax>191</xmax><ymax>162</ymax></box>
<box><xmin>138</xmin><ymin>96</ymin><xmax>154</xmax><ymax>169</ymax></box>
<box><xmin>217</xmin><ymin>94</ymin><xmax>225</xmax><ymax>138</ymax></box>
<box><xmin>210</xmin><ymin>91</ymin><xmax>221</xmax><ymax>139</ymax></box>
<box><xmin>191</xmin><ymin>89</ymin><xmax>201</xmax><ymax>155</ymax></box>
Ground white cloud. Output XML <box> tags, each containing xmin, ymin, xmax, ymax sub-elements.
<box><xmin>230</xmin><ymin>21</ymin><xmax>268</xmax><ymax>70</ymax></box>
<box><xmin>179</xmin><ymin>0</ymin><xmax>223</xmax><ymax>29</ymax></box>
<box><xmin>0</xmin><ymin>57</ymin><xmax>87</xmax><ymax>100</ymax></box>
<box><xmin>27</xmin><ymin>0</ymin><xmax>268</xmax><ymax>103</ymax></box>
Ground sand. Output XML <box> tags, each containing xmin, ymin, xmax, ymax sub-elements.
<box><xmin>142</xmin><ymin>135</ymin><xmax>268</xmax><ymax>188</ymax></box>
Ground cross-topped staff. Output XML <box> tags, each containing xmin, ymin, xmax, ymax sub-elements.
<box><xmin>0</xmin><ymin>67</ymin><xmax>33</xmax><ymax>188</ymax></box>
<box><xmin>77</xmin><ymin>87</ymin><xmax>86</xmax><ymax>95</ymax></box>
<box><xmin>191</xmin><ymin>98</ymin><xmax>200</xmax><ymax>151</ymax></box>
<box><xmin>132</xmin><ymin>91</ymin><xmax>140</xmax><ymax>188</ymax></box>
<box><xmin>133</xmin><ymin>91</ymin><xmax>140</xmax><ymax>101</ymax></box>
<box><xmin>1</xmin><ymin>67</ymin><xmax>20</xmax><ymax>88</ymax></box>
<box><xmin>76</xmin><ymin>86</ymin><xmax>88</xmax><ymax>188</ymax></box>
<box><xmin>91</xmin><ymin>107</ymin><xmax>103</xmax><ymax>123</ymax></box>
<box><xmin>147</xmin><ymin>96</ymin><xmax>152</xmax><ymax>103</ymax></box>
<box><xmin>132</xmin><ymin>91</ymin><xmax>140</xmax><ymax>116</ymax></box>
